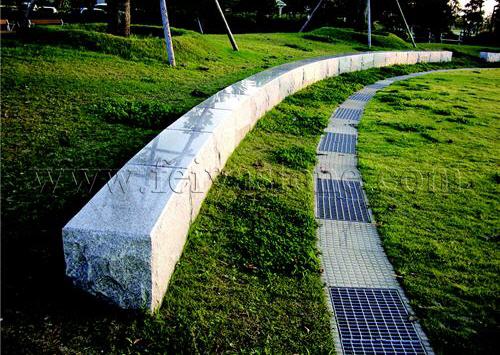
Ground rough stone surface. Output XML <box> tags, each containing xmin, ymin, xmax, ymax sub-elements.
<box><xmin>63</xmin><ymin>50</ymin><xmax>453</xmax><ymax>311</ymax></box>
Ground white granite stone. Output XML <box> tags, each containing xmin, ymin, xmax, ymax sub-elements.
<box><xmin>167</xmin><ymin>106</ymin><xmax>233</xmax><ymax>133</ymax></box>
<box><xmin>441</xmin><ymin>51</ymin><xmax>452</xmax><ymax>62</ymax></box>
<box><xmin>396</xmin><ymin>51</ymin><xmax>408</xmax><ymax>65</ymax></box>
<box><xmin>326</xmin><ymin>57</ymin><xmax>340</xmax><ymax>76</ymax></box>
<box><xmin>429</xmin><ymin>51</ymin><xmax>442</xmax><ymax>63</ymax></box>
<box><xmin>198</xmin><ymin>91</ymin><xmax>248</xmax><ymax>111</ymax></box>
<box><xmin>480</xmin><ymin>52</ymin><xmax>500</xmax><ymax>62</ymax></box>
<box><xmin>418</xmin><ymin>51</ymin><xmax>431</xmax><ymax>63</ymax></box>
<box><xmin>278</xmin><ymin>67</ymin><xmax>305</xmax><ymax>98</ymax></box>
<box><xmin>361</xmin><ymin>53</ymin><xmax>375</xmax><ymax>70</ymax></box>
<box><xmin>350</xmin><ymin>54</ymin><xmax>363</xmax><ymax>71</ymax></box>
<box><xmin>407</xmin><ymin>51</ymin><xmax>419</xmax><ymax>65</ymax></box>
<box><xmin>338</xmin><ymin>55</ymin><xmax>352</xmax><ymax>74</ymax></box>
<box><xmin>63</xmin><ymin>50</ymin><xmax>454</xmax><ymax>311</ymax></box>
<box><xmin>385</xmin><ymin>51</ymin><xmax>398</xmax><ymax>66</ymax></box>
<box><xmin>127</xmin><ymin>129</ymin><xmax>214</xmax><ymax>169</ymax></box>
<box><xmin>374</xmin><ymin>52</ymin><xmax>386</xmax><ymax>67</ymax></box>
<box><xmin>63</xmin><ymin>164</ymin><xmax>191</xmax><ymax>309</ymax></box>
<box><xmin>300</xmin><ymin>63</ymin><xmax>317</xmax><ymax>86</ymax></box>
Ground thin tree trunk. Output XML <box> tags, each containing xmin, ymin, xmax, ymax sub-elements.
<box><xmin>84</xmin><ymin>0</ymin><xmax>94</xmax><ymax>10</ymax></box>
<box><xmin>108</xmin><ymin>0</ymin><xmax>131</xmax><ymax>37</ymax></box>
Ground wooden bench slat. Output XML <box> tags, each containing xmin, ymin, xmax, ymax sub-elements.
<box><xmin>29</xmin><ymin>19</ymin><xmax>64</xmax><ymax>26</ymax></box>
<box><xmin>0</xmin><ymin>19</ymin><xmax>13</xmax><ymax>32</ymax></box>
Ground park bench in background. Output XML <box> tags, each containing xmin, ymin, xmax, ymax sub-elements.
<box><xmin>0</xmin><ymin>19</ymin><xmax>13</xmax><ymax>32</ymax></box>
<box><xmin>440</xmin><ymin>33</ymin><xmax>462</xmax><ymax>45</ymax></box>
<box><xmin>29</xmin><ymin>19</ymin><xmax>64</xmax><ymax>27</ymax></box>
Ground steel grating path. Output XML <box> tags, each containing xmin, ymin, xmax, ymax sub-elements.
<box><xmin>314</xmin><ymin>71</ymin><xmax>448</xmax><ymax>355</ymax></box>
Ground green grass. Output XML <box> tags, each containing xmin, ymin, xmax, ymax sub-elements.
<box><xmin>358</xmin><ymin>69</ymin><xmax>500</xmax><ymax>354</ymax></box>
<box><xmin>304</xmin><ymin>27</ymin><xmax>412</xmax><ymax>50</ymax></box>
<box><xmin>1</xmin><ymin>24</ymin><xmax>499</xmax><ymax>352</ymax></box>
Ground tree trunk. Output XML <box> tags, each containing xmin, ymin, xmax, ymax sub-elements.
<box><xmin>108</xmin><ymin>0</ymin><xmax>131</xmax><ymax>37</ymax></box>
<box><xmin>84</xmin><ymin>0</ymin><xmax>94</xmax><ymax>10</ymax></box>
<box><xmin>18</xmin><ymin>0</ymin><xmax>37</xmax><ymax>25</ymax></box>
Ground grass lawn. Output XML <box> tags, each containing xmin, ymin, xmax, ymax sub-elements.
<box><xmin>358</xmin><ymin>69</ymin><xmax>500</xmax><ymax>354</ymax></box>
<box><xmin>1</xmin><ymin>24</ymin><xmax>499</xmax><ymax>352</ymax></box>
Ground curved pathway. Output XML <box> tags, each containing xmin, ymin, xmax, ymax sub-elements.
<box><xmin>314</xmin><ymin>71</ymin><xmax>465</xmax><ymax>354</ymax></box>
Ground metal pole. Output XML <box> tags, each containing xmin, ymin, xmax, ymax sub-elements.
<box><xmin>214</xmin><ymin>0</ymin><xmax>239</xmax><ymax>51</ymax></box>
<box><xmin>367</xmin><ymin>0</ymin><xmax>372</xmax><ymax>48</ymax></box>
<box><xmin>160</xmin><ymin>0</ymin><xmax>176</xmax><ymax>66</ymax></box>
<box><xmin>299</xmin><ymin>0</ymin><xmax>324</xmax><ymax>33</ymax></box>
<box><xmin>395</xmin><ymin>0</ymin><xmax>417</xmax><ymax>48</ymax></box>
<box><xmin>23</xmin><ymin>0</ymin><xmax>37</xmax><ymax>27</ymax></box>
<box><xmin>196</xmin><ymin>17</ymin><xmax>204</xmax><ymax>34</ymax></box>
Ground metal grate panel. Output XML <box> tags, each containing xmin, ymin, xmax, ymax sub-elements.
<box><xmin>349</xmin><ymin>92</ymin><xmax>375</xmax><ymax>102</ymax></box>
<box><xmin>316</xmin><ymin>178</ymin><xmax>363</xmax><ymax>196</ymax></box>
<box><xmin>330</xmin><ymin>287</ymin><xmax>427</xmax><ymax>355</ymax></box>
<box><xmin>367</xmin><ymin>83</ymin><xmax>390</xmax><ymax>90</ymax></box>
<box><xmin>319</xmin><ymin>133</ymin><xmax>357</xmax><ymax>154</ymax></box>
<box><xmin>333</xmin><ymin>107</ymin><xmax>364</xmax><ymax>121</ymax></box>
<box><xmin>341</xmin><ymin>100</ymin><xmax>368</xmax><ymax>109</ymax></box>
<box><xmin>316</xmin><ymin>179</ymin><xmax>371</xmax><ymax>222</ymax></box>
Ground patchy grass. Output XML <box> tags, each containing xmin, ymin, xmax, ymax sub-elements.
<box><xmin>1</xmin><ymin>24</ymin><xmax>499</xmax><ymax>352</ymax></box>
<box><xmin>273</xmin><ymin>146</ymin><xmax>317</xmax><ymax>170</ymax></box>
<box><xmin>358</xmin><ymin>69</ymin><xmax>500</xmax><ymax>355</ymax></box>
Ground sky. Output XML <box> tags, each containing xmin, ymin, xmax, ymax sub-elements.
<box><xmin>459</xmin><ymin>0</ymin><xmax>496</xmax><ymax>16</ymax></box>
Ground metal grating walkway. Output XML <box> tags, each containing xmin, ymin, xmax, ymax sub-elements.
<box><xmin>332</xmin><ymin>107</ymin><xmax>364</xmax><ymax>121</ymax></box>
<box><xmin>316</xmin><ymin>179</ymin><xmax>371</xmax><ymax>223</ymax></box>
<box><xmin>349</xmin><ymin>92</ymin><xmax>375</xmax><ymax>102</ymax></box>
<box><xmin>314</xmin><ymin>73</ymin><xmax>442</xmax><ymax>355</ymax></box>
<box><xmin>330</xmin><ymin>288</ymin><xmax>427</xmax><ymax>355</ymax></box>
<box><xmin>319</xmin><ymin>133</ymin><xmax>357</xmax><ymax>154</ymax></box>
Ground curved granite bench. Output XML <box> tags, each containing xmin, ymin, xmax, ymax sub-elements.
<box><xmin>63</xmin><ymin>50</ymin><xmax>452</xmax><ymax>311</ymax></box>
